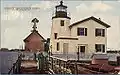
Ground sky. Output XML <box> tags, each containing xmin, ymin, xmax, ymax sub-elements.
<box><xmin>1</xmin><ymin>0</ymin><xmax>120</xmax><ymax>50</ymax></box>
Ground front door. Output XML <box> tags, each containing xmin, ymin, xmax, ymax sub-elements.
<box><xmin>63</xmin><ymin>43</ymin><xmax>68</xmax><ymax>55</ymax></box>
<box><xmin>78</xmin><ymin>45</ymin><xmax>86</xmax><ymax>58</ymax></box>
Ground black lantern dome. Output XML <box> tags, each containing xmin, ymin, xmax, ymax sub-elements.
<box><xmin>52</xmin><ymin>1</ymin><xmax>71</xmax><ymax>19</ymax></box>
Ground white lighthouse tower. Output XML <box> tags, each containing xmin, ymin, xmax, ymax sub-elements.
<box><xmin>50</xmin><ymin>1</ymin><xmax>71</xmax><ymax>54</ymax></box>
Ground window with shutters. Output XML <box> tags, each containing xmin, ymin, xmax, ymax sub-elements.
<box><xmin>95</xmin><ymin>44</ymin><xmax>105</xmax><ymax>52</ymax></box>
<box><xmin>77</xmin><ymin>28</ymin><xmax>87</xmax><ymax>36</ymax></box>
<box><xmin>61</xmin><ymin>20</ymin><xmax>64</xmax><ymax>26</ymax></box>
<box><xmin>95</xmin><ymin>28</ymin><xmax>105</xmax><ymax>37</ymax></box>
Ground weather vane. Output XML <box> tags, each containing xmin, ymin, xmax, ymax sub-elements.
<box><xmin>60</xmin><ymin>0</ymin><xmax>63</xmax><ymax>5</ymax></box>
<box><xmin>31</xmin><ymin>18</ymin><xmax>39</xmax><ymax>31</ymax></box>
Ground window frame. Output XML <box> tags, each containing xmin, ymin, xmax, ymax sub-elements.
<box><xmin>95</xmin><ymin>44</ymin><xmax>105</xmax><ymax>53</ymax></box>
<box><xmin>77</xmin><ymin>27</ymin><xmax>87</xmax><ymax>36</ymax></box>
<box><xmin>57</xmin><ymin>42</ymin><xmax>59</xmax><ymax>51</ymax></box>
<box><xmin>95</xmin><ymin>28</ymin><xmax>105</xmax><ymax>37</ymax></box>
<box><xmin>61</xmin><ymin>20</ymin><xmax>64</xmax><ymax>26</ymax></box>
<box><xmin>80</xmin><ymin>46</ymin><xmax>85</xmax><ymax>53</ymax></box>
<box><xmin>54</xmin><ymin>33</ymin><xmax>57</xmax><ymax>39</ymax></box>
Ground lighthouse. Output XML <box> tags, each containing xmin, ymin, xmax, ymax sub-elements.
<box><xmin>50</xmin><ymin>1</ymin><xmax>71</xmax><ymax>54</ymax></box>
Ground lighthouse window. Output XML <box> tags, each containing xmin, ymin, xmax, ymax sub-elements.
<box><xmin>61</xmin><ymin>20</ymin><xmax>64</xmax><ymax>26</ymax></box>
<box><xmin>57</xmin><ymin>7</ymin><xmax>66</xmax><ymax>12</ymax></box>
<box><xmin>54</xmin><ymin>33</ymin><xmax>57</xmax><ymax>39</ymax></box>
<box><xmin>57</xmin><ymin>42</ymin><xmax>59</xmax><ymax>51</ymax></box>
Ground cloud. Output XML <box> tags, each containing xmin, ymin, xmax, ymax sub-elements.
<box><xmin>76</xmin><ymin>3</ymin><xmax>90</xmax><ymax>13</ymax></box>
<box><xmin>76</xmin><ymin>2</ymin><xmax>112</xmax><ymax>13</ymax></box>
<box><xmin>31</xmin><ymin>1</ymin><xmax>56</xmax><ymax>10</ymax></box>
<box><xmin>91</xmin><ymin>2</ymin><xmax>112</xmax><ymax>12</ymax></box>
<box><xmin>2</xmin><ymin>27</ymin><xmax>26</xmax><ymax>49</ymax></box>
<box><xmin>1</xmin><ymin>9</ymin><xmax>33</xmax><ymax>21</ymax></box>
<box><xmin>2</xmin><ymin>9</ymin><xmax>20</xmax><ymax>20</ymax></box>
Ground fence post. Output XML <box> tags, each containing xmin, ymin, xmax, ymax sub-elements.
<box><xmin>75</xmin><ymin>62</ymin><xmax>78</xmax><ymax>74</ymax></box>
<box><xmin>13</xmin><ymin>63</ymin><xmax>16</xmax><ymax>74</ymax></box>
<box><xmin>52</xmin><ymin>58</ymin><xmax>53</xmax><ymax>70</ymax></box>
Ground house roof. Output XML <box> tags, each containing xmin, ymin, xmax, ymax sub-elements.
<box><xmin>23</xmin><ymin>30</ymin><xmax>46</xmax><ymax>42</ymax></box>
<box><xmin>115</xmin><ymin>66</ymin><xmax>120</xmax><ymax>71</ymax></box>
<box><xmin>69</xmin><ymin>16</ymin><xmax>111</xmax><ymax>28</ymax></box>
<box><xmin>91</xmin><ymin>53</ymin><xmax>108</xmax><ymax>59</ymax></box>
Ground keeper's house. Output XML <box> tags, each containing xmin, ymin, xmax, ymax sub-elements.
<box><xmin>50</xmin><ymin>1</ymin><xmax>110</xmax><ymax>59</ymax></box>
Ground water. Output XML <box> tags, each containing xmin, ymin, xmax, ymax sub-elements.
<box><xmin>0</xmin><ymin>51</ymin><xmax>19</xmax><ymax>74</ymax></box>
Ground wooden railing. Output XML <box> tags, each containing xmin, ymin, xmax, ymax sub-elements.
<box><xmin>49</xmin><ymin>56</ymin><xmax>72</xmax><ymax>74</ymax></box>
<box><xmin>48</xmin><ymin>56</ymin><xmax>104</xmax><ymax>74</ymax></box>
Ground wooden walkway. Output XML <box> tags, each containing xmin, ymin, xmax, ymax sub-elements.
<box><xmin>20</xmin><ymin>60</ymin><xmax>48</xmax><ymax>74</ymax></box>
